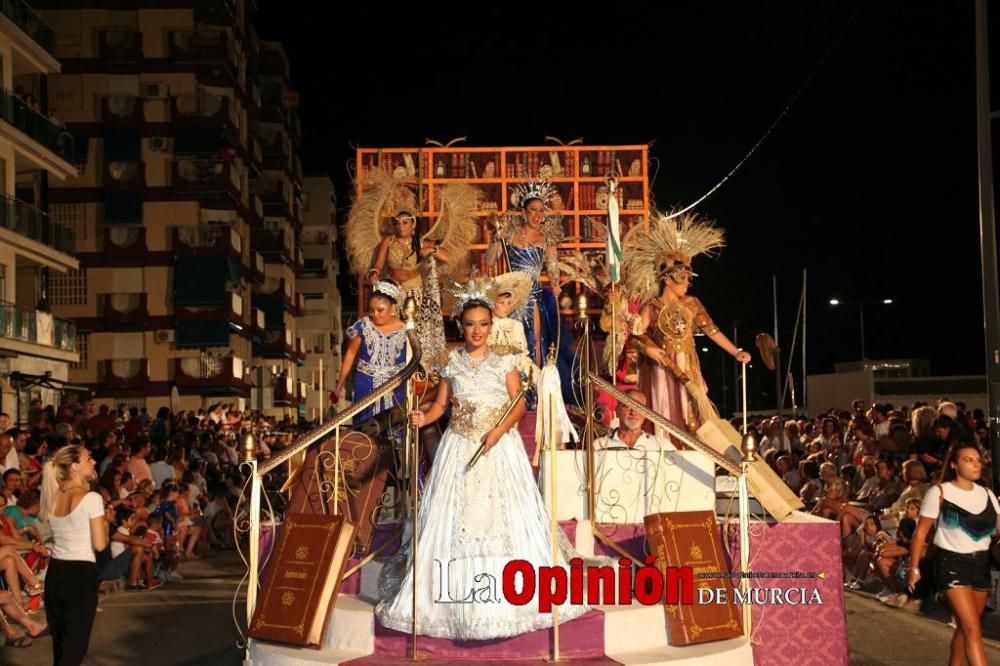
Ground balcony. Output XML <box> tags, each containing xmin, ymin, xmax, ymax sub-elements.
<box><xmin>296</xmin><ymin>380</ymin><xmax>308</xmax><ymax>404</ymax></box>
<box><xmin>171</xmin><ymin>157</ymin><xmax>241</xmax><ymax>206</ymax></box>
<box><xmin>257</xmin><ymin>177</ymin><xmax>290</xmax><ymax>217</ymax></box>
<box><xmin>294</xmin><ymin>337</ymin><xmax>306</xmax><ymax>364</ymax></box>
<box><xmin>0</xmin><ymin>85</ymin><xmax>74</xmax><ymax>166</ymax></box>
<box><xmin>168</xmin><ymin>30</ymin><xmax>239</xmax><ymax>87</ymax></box>
<box><xmin>0</xmin><ymin>194</ymin><xmax>73</xmax><ymax>254</ymax></box>
<box><xmin>172</xmin><ymin>224</ymin><xmax>243</xmax><ymax>263</ymax></box>
<box><xmin>193</xmin><ymin>0</ymin><xmax>237</xmax><ymax>28</ymax></box>
<box><xmin>250</xmin><ymin>225</ymin><xmax>290</xmax><ymax>260</ymax></box>
<box><xmin>250</xmin><ymin>250</ymin><xmax>265</xmax><ymax>284</ymax></box>
<box><xmin>100</xmin><ymin>293</ymin><xmax>148</xmax><ymax>330</ymax></box>
<box><xmin>293</xmin><ymin>292</ymin><xmax>304</xmax><ymax>316</ymax></box>
<box><xmin>101</xmin><ymin>226</ymin><xmax>146</xmax><ymax>265</ymax></box>
<box><xmin>99</xmin><ymin>359</ymin><xmax>148</xmax><ymax>392</ymax></box>
<box><xmin>248</xmin><ymin>136</ymin><xmax>263</xmax><ymax>173</ymax></box>
<box><xmin>98</xmin><ymin>29</ymin><xmax>143</xmax><ymax>63</ymax></box>
<box><xmin>174</xmin><ymin>290</ymin><xmax>246</xmax><ymax>326</ymax></box>
<box><xmin>254</xmin><ymin>327</ymin><xmax>293</xmax><ymax>359</ymax></box>
<box><xmin>171</xmin><ymin>92</ymin><xmax>238</xmax><ymax>130</ymax></box>
<box><xmin>254</xmin><ymin>277</ymin><xmax>293</xmax><ymax>310</ymax></box>
<box><xmin>174</xmin><ymin>355</ymin><xmax>247</xmax><ymax>395</ymax></box>
<box><xmin>0</xmin><ymin>302</ymin><xmax>75</xmax><ymax>354</ymax></box>
<box><xmin>251</xmin><ymin>307</ymin><xmax>266</xmax><ymax>335</ymax></box>
<box><xmin>273</xmin><ymin>376</ymin><xmax>293</xmax><ymax>405</ymax></box>
<box><xmin>248</xmin><ymin>192</ymin><xmax>264</xmax><ymax>224</ymax></box>
<box><xmin>0</xmin><ymin>0</ymin><xmax>57</xmax><ymax>57</ymax></box>
<box><xmin>294</xmin><ymin>246</ymin><xmax>304</xmax><ymax>276</ymax></box>
<box><xmin>101</xmin><ymin>94</ymin><xmax>143</xmax><ymax>124</ymax></box>
<box><xmin>104</xmin><ymin>160</ymin><xmax>145</xmax><ymax>190</ymax></box>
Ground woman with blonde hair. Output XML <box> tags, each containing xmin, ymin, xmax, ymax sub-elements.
<box><xmin>40</xmin><ymin>445</ymin><xmax>108</xmax><ymax>665</ymax></box>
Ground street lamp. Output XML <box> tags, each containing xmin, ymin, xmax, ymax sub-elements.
<box><xmin>828</xmin><ymin>298</ymin><xmax>893</xmax><ymax>361</ymax></box>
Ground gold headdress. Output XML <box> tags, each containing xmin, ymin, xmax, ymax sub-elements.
<box><xmin>345</xmin><ymin>170</ymin><xmax>480</xmax><ymax>278</ymax></box>
<box><xmin>345</xmin><ymin>171</ymin><xmax>419</xmax><ymax>276</ymax></box>
<box><xmin>621</xmin><ymin>211</ymin><xmax>725</xmax><ymax>303</ymax></box>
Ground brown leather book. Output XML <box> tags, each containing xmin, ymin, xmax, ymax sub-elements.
<box><xmin>644</xmin><ymin>511</ymin><xmax>742</xmax><ymax>646</ymax></box>
<box><xmin>249</xmin><ymin>512</ymin><xmax>356</xmax><ymax>647</ymax></box>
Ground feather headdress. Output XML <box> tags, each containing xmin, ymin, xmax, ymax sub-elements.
<box><xmin>621</xmin><ymin>211</ymin><xmax>725</xmax><ymax>302</ymax></box>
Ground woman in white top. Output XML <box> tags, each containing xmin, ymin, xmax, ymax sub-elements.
<box><xmin>40</xmin><ymin>444</ymin><xmax>109</xmax><ymax>666</ymax></box>
<box><xmin>908</xmin><ymin>443</ymin><xmax>1000</xmax><ymax>666</ymax></box>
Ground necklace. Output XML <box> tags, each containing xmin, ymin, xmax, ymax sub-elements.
<box><xmin>464</xmin><ymin>349</ymin><xmax>488</xmax><ymax>368</ymax></box>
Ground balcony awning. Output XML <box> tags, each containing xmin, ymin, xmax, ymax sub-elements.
<box><xmin>174</xmin><ymin>255</ymin><xmax>226</xmax><ymax>306</ymax></box>
<box><xmin>104</xmin><ymin>191</ymin><xmax>143</xmax><ymax>225</ymax></box>
<box><xmin>104</xmin><ymin>127</ymin><xmax>140</xmax><ymax>161</ymax></box>
<box><xmin>175</xmin><ymin>320</ymin><xmax>230</xmax><ymax>348</ymax></box>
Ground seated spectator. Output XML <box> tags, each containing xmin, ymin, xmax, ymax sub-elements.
<box><xmin>798</xmin><ymin>461</ymin><xmax>822</xmax><ymax>508</ymax></box>
<box><xmin>838</xmin><ymin>460</ymin><xmax>901</xmax><ymax>539</ymax></box>
<box><xmin>777</xmin><ymin>455</ymin><xmax>801</xmax><ymax>493</ymax></box>
<box><xmin>101</xmin><ymin>507</ymin><xmax>159</xmax><ymax>591</ymax></box>
<box><xmin>0</xmin><ymin>587</ymin><xmax>48</xmax><ymax>648</ymax></box>
<box><xmin>883</xmin><ymin>459</ymin><xmax>928</xmax><ymax>520</ymax></box>
<box><xmin>593</xmin><ymin>391</ymin><xmax>669</xmax><ymax>451</ymax></box>
<box><xmin>844</xmin><ymin>514</ymin><xmax>882</xmax><ymax>589</ymax></box>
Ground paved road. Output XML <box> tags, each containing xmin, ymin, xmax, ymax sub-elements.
<box><xmin>5</xmin><ymin>553</ymin><xmax>1000</xmax><ymax>665</ymax></box>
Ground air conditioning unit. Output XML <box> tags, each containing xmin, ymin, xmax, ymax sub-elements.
<box><xmin>150</xmin><ymin>137</ymin><xmax>171</xmax><ymax>152</ymax></box>
<box><xmin>154</xmin><ymin>329</ymin><xmax>175</xmax><ymax>343</ymax></box>
<box><xmin>143</xmin><ymin>83</ymin><xmax>169</xmax><ymax>99</ymax></box>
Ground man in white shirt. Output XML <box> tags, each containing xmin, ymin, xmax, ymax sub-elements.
<box><xmin>0</xmin><ymin>433</ymin><xmax>18</xmax><ymax>474</ymax></box>
<box><xmin>594</xmin><ymin>390</ymin><xmax>674</xmax><ymax>451</ymax></box>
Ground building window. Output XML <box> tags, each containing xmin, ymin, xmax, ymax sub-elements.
<box><xmin>312</xmin><ymin>332</ymin><xmax>325</xmax><ymax>353</ymax></box>
<box><xmin>51</xmin><ymin>203</ymin><xmax>88</xmax><ymax>243</ymax></box>
<box><xmin>50</xmin><ymin>268</ymin><xmax>87</xmax><ymax>305</ymax></box>
<box><xmin>0</xmin><ymin>264</ymin><xmax>6</xmax><ymax>302</ymax></box>
<box><xmin>72</xmin><ymin>332</ymin><xmax>89</xmax><ymax>369</ymax></box>
<box><xmin>304</xmin><ymin>292</ymin><xmax>323</xmax><ymax>301</ymax></box>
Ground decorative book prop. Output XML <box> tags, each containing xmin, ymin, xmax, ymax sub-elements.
<box><xmin>645</xmin><ymin>510</ymin><xmax>742</xmax><ymax>646</ymax></box>
<box><xmin>249</xmin><ymin>513</ymin><xmax>356</xmax><ymax>647</ymax></box>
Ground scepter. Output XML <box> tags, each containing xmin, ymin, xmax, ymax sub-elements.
<box><xmin>466</xmin><ymin>371</ymin><xmax>529</xmax><ymax>470</ymax></box>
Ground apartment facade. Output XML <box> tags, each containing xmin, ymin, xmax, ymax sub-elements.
<box><xmin>35</xmin><ymin>0</ymin><xmax>307</xmax><ymax>418</ymax></box>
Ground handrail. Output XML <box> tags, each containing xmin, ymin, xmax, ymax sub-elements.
<box><xmin>258</xmin><ymin>330</ymin><xmax>422</xmax><ymax>475</ymax></box>
<box><xmin>588</xmin><ymin>374</ymin><xmax>740</xmax><ymax>475</ymax></box>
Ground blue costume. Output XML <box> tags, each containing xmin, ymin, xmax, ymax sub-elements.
<box><xmin>346</xmin><ymin>317</ymin><xmax>407</xmax><ymax>423</ymax></box>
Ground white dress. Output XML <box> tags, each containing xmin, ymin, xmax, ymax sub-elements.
<box><xmin>375</xmin><ymin>348</ymin><xmax>589</xmax><ymax>639</ymax></box>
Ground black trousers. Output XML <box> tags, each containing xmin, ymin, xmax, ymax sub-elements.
<box><xmin>44</xmin><ymin>558</ymin><xmax>98</xmax><ymax>666</ymax></box>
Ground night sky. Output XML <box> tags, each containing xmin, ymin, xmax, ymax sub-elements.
<box><xmin>258</xmin><ymin>2</ymin><xmax>992</xmax><ymax>405</ymax></box>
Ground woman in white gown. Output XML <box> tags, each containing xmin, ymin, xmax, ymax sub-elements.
<box><xmin>375</xmin><ymin>295</ymin><xmax>589</xmax><ymax>640</ymax></box>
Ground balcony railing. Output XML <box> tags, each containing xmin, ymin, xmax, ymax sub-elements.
<box><xmin>0</xmin><ymin>195</ymin><xmax>73</xmax><ymax>254</ymax></box>
<box><xmin>273</xmin><ymin>376</ymin><xmax>293</xmax><ymax>405</ymax></box>
<box><xmin>101</xmin><ymin>94</ymin><xmax>143</xmax><ymax>124</ymax></box>
<box><xmin>251</xmin><ymin>307</ymin><xmax>265</xmax><ymax>333</ymax></box>
<box><xmin>172</xmin><ymin>224</ymin><xmax>242</xmax><ymax>259</ymax></box>
<box><xmin>250</xmin><ymin>250</ymin><xmax>265</xmax><ymax>283</ymax></box>
<box><xmin>172</xmin><ymin>92</ymin><xmax>238</xmax><ymax>129</ymax></box>
<box><xmin>0</xmin><ymin>0</ymin><xmax>56</xmax><ymax>55</ymax></box>
<box><xmin>105</xmin><ymin>160</ymin><xmax>145</xmax><ymax>190</ymax></box>
<box><xmin>174</xmin><ymin>355</ymin><xmax>246</xmax><ymax>392</ymax></box>
<box><xmin>175</xmin><ymin>291</ymin><xmax>246</xmax><ymax>325</ymax></box>
<box><xmin>171</xmin><ymin>157</ymin><xmax>241</xmax><ymax>202</ymax></box>
<box><xmin>101</xmin><ymin>293</ymin><xmax>148</xmax><ymax>329</ymax></box>
<box><xmin>99</xmin><ymin>359</ymin><xmax>148</xmax><ymax>391</ymax></box>
<box><xmin>254</xmin><ymin>327</ymin><xmax>293</xmax><ymax>358</ymax></box>
<box><xmin>168</xmin><ymin>29</ymin><xmax>236</xmax><ymax>68</ymax></box>
<box><xmin>98</xmin><ymin>29</ymin><xmax>143</xmax><ymax>62</ymax></box>
<box><xmin>0</xmin><ymin>86</ymin><xmax>74</xmax><ymax>162</ymax></box>
<box><xmin>250</xmin><ymin>226</ymin><xmax>289</xmax><ymax>258</ymax></box>
<box><xmin>256</xmin><ymin>177</ymin><xmax>289</xmax><ymax>217</ymax></box>
<box><xmin>102</xmin><ymin>225</ymin><xmax>146</xmax><ymax>261</ymax></box>
<box><xmin>193</xmin><ymin>0</ymin><xmax>237</xmax><ymax>28</ymax></box>
<box><xmin>0</xmin><ymin>301</ymin><xmax>75</xmax><ymax>351</ymax></box>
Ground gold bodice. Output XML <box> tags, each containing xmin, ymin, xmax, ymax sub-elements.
<box><xmin>386</xmin><ymin>237</ymin><xmax>419</xmax><ymax>272</ymax></box>
<box><xmin>651</xmin><ymin>296</ymin><xmax>718</xmax><ymax>356</ymax></box>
